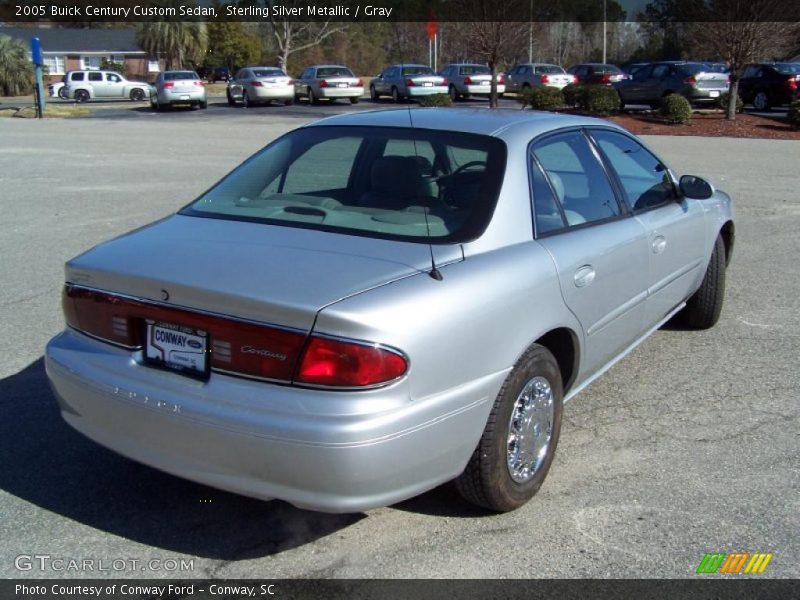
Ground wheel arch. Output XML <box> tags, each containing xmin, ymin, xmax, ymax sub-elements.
<box><xmin>719</xmin><ymin>220</ymin><xmax>735</xmax><ymax>267</ymax></box>
<box><xmin>533</xmin><ymin>327</ymin><xmax>579</xmax><ymax>394</ymax></box>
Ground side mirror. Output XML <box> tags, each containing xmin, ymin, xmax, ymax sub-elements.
<box><xmin>679</xmin><ymin>175</ymin><xmax>714</xmax><ymax>199</ymax></box>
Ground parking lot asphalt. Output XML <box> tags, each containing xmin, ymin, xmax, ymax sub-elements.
<box><xmin>0</xmin><ymin>114</ymin><xmax>797</xmax><ymax>579</ymax></box>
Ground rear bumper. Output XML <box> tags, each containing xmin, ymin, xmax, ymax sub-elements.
<box><xmin>159</xmin><ymin>89</ymin><xmax>207</xmax><ymax>104</ymax></box>
<box><xmin>686</xmin><ymin>87</ymin><xmax>728</xmax><ymax>102</ymax></box>
<box><xmin>318</xmin><ymin>87</ymin><xmax>363</xmax><ymax>99</ymax></box>
<box><xmin>406</xmin><ymin>86</ymin><xmax>449</xmax><ymax>97</ymax></box>
<box><xmin>463</xmin><ymin>84</ymin><xmax>507</xmax><ymax>95</ymax></box>
<box><xmin>46</xmin><ymin>329</ymin><xmax>500</xmax><ymax>513</ymax></box>
<box><xmin>250</xmin><ymin>87</ymin><xmax>294</xmax><ymax>101</ymax></box>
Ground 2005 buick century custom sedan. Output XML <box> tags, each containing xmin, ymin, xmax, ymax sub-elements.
<box><xmin>46</xmin><ymin>109</ymin><xmax>734</xmax><ymax>513</ymax></box>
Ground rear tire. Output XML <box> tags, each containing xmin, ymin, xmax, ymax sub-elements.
<box><xmin>350</xmin><ymin>97</ymin><xmax>360</xmax><ymax>104</ymax></box>
<box><xmin>308</xmin><ymin>87</ymin><xmax>319</xmax><ymax>105</ymax></box>
<box><xmin>242</xmin><ymin>92</ymin><xmax>251</xmax><ymax>108</ymax></box>
<box><xmin>680</xmin><ymin>235</ymin><xmax>726</xmax><ymax>329</ymax></box>
<box><xmin>74</xmin><ymin>89</ymin><xmax>90</xmax><ymax>103</ymax></box>
<box><xmin>370</xmin><ymin>85</ymin><xmax>378</xmax><ymax>101</ymax></box>
<box><xmin>199</xmin><ymin>100</ymin><xmax>207</xmax><ymax>109</ymax></box>
<box><xmin>58</xmin><ymin>87</ymin><xmax>68</xmax><ymax>100</ymax></box>
<box><xmin>449</xmin><ymin>85</ymin><xmax>459</xmax><ymax>102</ymax></box>
<box><xmin>284</xmin><ymin>98</ymin><xmax>293</xmax><ymax>106</ymax></box>
<box><xmin>391</xmin><ymin>87</ymin><xmax>401</xmax><ymax>103</ymax></box>
<box><xmin>455</xmin><ymin>344</ymin><xmax>563</xmax><ymax>512</ymax></box>
<box><xmin>226</xmin><ymin>91</ymin><xmax>235</xmax><ymax>106</ymax></box>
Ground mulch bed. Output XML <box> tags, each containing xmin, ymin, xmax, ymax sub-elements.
<box><xmin>607</xmin><ymin>111</ymin><xmax>800</xmax><ymax>140</ymax></box>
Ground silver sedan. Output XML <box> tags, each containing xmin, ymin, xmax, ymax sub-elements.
<box><xmin>150</xmin><ymin>70</ymin><xmax>207</xmax><ymax>110</ymax></box>
<box><xmin>370</xmin><ymin>64</ymin><xmax>448</xmax><ymax>102</ymax></box>
<box><xmin>439</xmin><ymin>63</ymin><xmax>506</xmax><ymax>100</ymax></box>
<box><xmin>294</xmin><ymin>64</ymin><xmax>363</xmax><ymax>104</ymax></box>
<box><xmin>226</xmin><ymin>66</ymin><xmax>294</xmax><ymax>107</ymax></box>
<box><xmin>46</xmin><ymin>109</ymin><xmax>733</xmax><ymax>514</ymax></box>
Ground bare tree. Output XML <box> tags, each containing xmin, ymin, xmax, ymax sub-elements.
<box><xmin>265</xmin><ymin>1</ymin><xmax>345</xmax><ymax>72</ymax></box>
<box><xmin>455</xmin><ymin>0</ymin><xmax>527</xmax><ymax>107</ymax></box>
<box><xmin>689</xmin><ymin>0</ymin><xmax>797</xmax><ymax>120</ymax></box>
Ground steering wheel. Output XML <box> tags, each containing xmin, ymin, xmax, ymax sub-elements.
<box><xmin>451</xmin><ymin>161</ymin><xmax>487</xmax><ymax>176</ymax></box>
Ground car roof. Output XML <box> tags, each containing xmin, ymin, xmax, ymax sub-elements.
<box><xmin>514</xmin><ymin>62</ymin><xmax>561</xmax><ymax>67</ymax></box>
<box><xmin>390</xmin><ymin>64</ymin><xmax>430</xmax><ymax>68</ymax></box>
<box><xmin>445</xmin><ymin>63</ymin><xmax>487</xmax><ymax>66</ymax></box>
<box><xmin>307</xmin><ymin>64</ymin><xmax>350</xmax><ymax>69</ymax></box>
<box><xmin>304</xmin><ymin>108</ymin><xmax>620</xmax><ymax>139</ymax></box>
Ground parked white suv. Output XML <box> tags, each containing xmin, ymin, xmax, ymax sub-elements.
<box><xmin>64</xmin><ymin>70</ymin><xmax>150</xmax><ymax>102</ymax></box>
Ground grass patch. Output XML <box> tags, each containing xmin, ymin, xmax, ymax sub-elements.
<box><xmin>7</xmin><ymin>105</ymin><xmax>92</xmax><ymax>118</ymax></box>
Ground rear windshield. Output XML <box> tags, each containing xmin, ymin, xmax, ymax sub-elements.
<box><xmin>595</xmin><ymin>65</ymin><xmax>622</xmax><ymax>74</ymax></box>
<box><xmin>773</xmin><ymin>63</ymin><xmax>800</xmax><ymax>74</ymax></box>
<box><xmin>316</xmin><ymin>67</ymin><xmax>353</xmax><ymax>78</ymax></box>
<box><xmin>535</xmin><ymin>65</ymin><xmax>566</xmax><ymax>74</ymax></box>
<box><xmin>459</xmin><ymin>65</ymin><xmax>490</xmax><ymax>75</ymax></box>
<box><xmin>183</xmin><ymin>126</ymin><xmax>507</xmax><ymax>244</ymax></box>
<box><xmin>253</xmin><ymin>69</ymin><xmax>285</xmax><ymax>78</ymax></box>
<box><xmin>402</xmin><ymin>66</ymin><xmax>435</xmax><ymax>76</ymax></box>
<box><xmin>165</xmin><ymin>71</ymin><xmax>199</xmax><ymax>81</ymax></box>
<box><xmin>681</xmin><ymin>63</ymin><xmax>717</xmax><ymax>75</ymax></box>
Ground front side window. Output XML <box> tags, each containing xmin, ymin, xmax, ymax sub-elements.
<box><xmin>106</xmin><ymin>73</ymin><xmax>121</xmax><ymax>82</ymax></box>
<box><xmin>531</xmin><ymin>131</ymin><xmax>621</xmax><ymax>226</ymax></box>
<box><xmin>591</xmin><ymin>130</ymin><xmax>675</xmax><ymax>211</ymax></box>
<box><xmin>184</xmin><ymin>126</ymin><xmax>506</xmax><ymax>243</ymax></box>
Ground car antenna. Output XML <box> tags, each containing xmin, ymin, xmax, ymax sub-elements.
<box><xmin>405</xmin><ymin>64</ymin><xmax>443</xmax><ymax>281</ymax></box>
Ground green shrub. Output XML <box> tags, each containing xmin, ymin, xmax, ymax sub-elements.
<box><xmin>517</xmin><ymin>86</ymin><xmax>564</xmax><ymax>110</ymax></box>
<box><xmin>419</xmin><ymin>93</ymin><xmax>452</xmax><ymax>107</ymax></box>
<box><xmin>787</xmin><ymin>100</ymin><xmax>800</xmax><ymax>129</ymax></box>
<box><xmin>716</xmin><ymin>91</ymin><xmax>743</xmax><ymax>113</ymax></box>
<box><xmin>562</xmin><ymin>83</ymin><xmax>586</xmax><ymax>107</ymax></box>
<box><xmin>583</xmin><ymin>85</ymin><xmax>621</xmax><ymax>116</ymax></box>
<box><xmin>660</xmin><ymin>93</ymin><xmax>693</xmax><ymax>124</ymax></box>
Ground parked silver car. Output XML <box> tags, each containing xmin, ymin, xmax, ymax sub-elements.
<box><xmin>63</xmin><ymin>70</ymin><xmax>150</xmax><ymax>103</ymax></box>
<box><xmin>615</xmin><ymin>61</ymin><xmax>730</xmax><ymax>108</ymax></box>
<box><xmin>294</xmin><ymin>65</ymin><xmax>363</xmax><ymax>104</ymax></box>
<box><xmin>370</xmin><ymin>64</ymin><xmax>448</xmax><ymax>102</ymax></box>
<box><xmin>438</xmin><ymin>63</ymin><xmax>506</xmax><ymax>101</ymax></box>
<box><xmin>150</xmin><ymin>70</ymin><xmax>207</xmax><ymax>111</ymax></box>
<box><xmin>226</xmin><ymin>66</ymin><xmax>294</xmax><ymax>107</ymax></box>
<box><xmin>46</xmin><ymin>109</ymin><xmax>733</xmax><ymax>514</ymax></box>
<box><xmin>505</xmin><ymin>63</ymin><xmax>575</xmax><ymax>93</ymax></box>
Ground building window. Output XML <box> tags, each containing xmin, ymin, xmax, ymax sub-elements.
<box><xmin>112</xmin><ymin>55</ymin><xmax>125</xmax><ymax>64</ymax></box>
<box><xmin>148</xmin><ymin>60</ymin><xmax>160</xmax><ymax>73</ymax></box>
<box><xmin>43</xmin><ymin>55</ymin><xmax>65</xmax><ymax>75</ymax></box>
<box><xmin>81</xmin><ymin>56</ymin><xmax>103</xmax><ymax>70</ymax></box>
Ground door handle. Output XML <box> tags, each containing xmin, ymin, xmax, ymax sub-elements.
<box><xmin>574</xmin><ymin>265</ymin><xmax>596</xmax><ymax>288</ymax></box>
<box><xmin>652</xmin><ymin>236</ymin><xmax>667</xmax><ymax>254</ymax></box>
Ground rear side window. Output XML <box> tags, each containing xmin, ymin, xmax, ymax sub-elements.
<box><xmin>531</xmin><ymin>131</ymin><xmax>621</xmax><ymax>226</ymax></box>
<box><xmin>591</xmin><ymin>130</ymin><xmax>675</xmax><ymax>211</ymax></box>
<box><xmin>88</xmin><ymin>72</ymin><xmax>102</xmax><ymax>82</ymax></box>
<box><xmin>183</xmin><ymin>126</ymin><xmax>506</xmax><ymax>243</ymax></box>
<box><xmin>70</xmin><ymin>72</ymin><xmax>85</xmax><ymax>82</ymax></box>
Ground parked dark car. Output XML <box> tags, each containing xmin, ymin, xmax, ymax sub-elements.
<box><xmin>615</xmin><ymin>61</ymin><xmax>729</xmax><ymax>108</ymax></box>
<box><xmin>738</xmin><ymin>63</ymin><xmax>800</xmax><ymax>111</ymax></box>
<box><xmin>567</xmin><ymin>63</ymin><xmax>628</xmax><ymax>85</ymax></box>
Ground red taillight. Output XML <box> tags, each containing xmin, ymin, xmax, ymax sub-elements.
<box><xmin>541</xmin><ymin>74</ymin><xmax>550</xmax><ymax>84</ymax></box>
<box><xmin>194</xmin><ymin>80</ymin><xmax>205</xmax><ymax>86</ymax></box>
<box><xmin>442</xmin><ymin>77</ymin><xmax>448</xmax><ymax>85</ymax></box>
<box><xmin>296</xmin><ymin>336</ymin><xmax>407</xmax><ymax>388</ymax></box>
<box><xmin>63</xmin><ymin>285</ymin><xmax>306</xmax><ymax>382</ymax></box>
<box><xmin>288</xmin><ymin>79</ymin><xmax>296</xmax><ymax>85</ymax></box>
<box><xmin>405</xmin><ymin>78</ymin><xmax>415</xmax><ymax>86</ymax></box>
<box><xmin>601</xmin><ymin>73</ymin><xmax>611</xmax><ymax>83</ymax></box>
<box><xmin>787</xmin><ymin>77</ymin><xmax>798</xmax><ymax>89</ymax></box>
<box><xmin>685</xmin><ymin>75</ymin><xmax>697</xmax><ymax>84</ymax></box>
<box><xmin>163</xmin><ymin>82</ymin><xmax>174</xmax><ymax>89</ymax></box>
<box><xmin>319</xmin><ymin>79</ymin><xmax>329</xmax><ymax>88</ymax></box>
<box><xmin>251</xmin><ymin>81</ymin><xmax>264</xmax><ymax>87</ymax></box>
<box><xmin>572</xmin><ymin>75</ymin><xmax>579</xmax><ymax>84</ymax></box>
<box><xmin>356</xmin><ymin>78</ymin><xmax>363</xmax><ymax>86</ymax></box>
<box><xmin>497</xmin><ymin>74</ymin><xmax>505</xmax><ymax>84</ymax></box>
<box><xmin>464</xmin><ymin>76</ymin><xmax>473</xmax><ymax>85</ymax></box>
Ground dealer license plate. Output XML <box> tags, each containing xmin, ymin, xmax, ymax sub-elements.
<box><xmin>709</xmin><ymin>91</ymin><xmax>720</xmax><ymax>97</ymax></box>
<box><xmin>180</xmin><ymin>94</ymin><xmax>190</xmax><ymax>100</ymax></box>
<box><xmin>423</xmin><ymin>82</ymin><xmax>433</xmax><ymax>87</ymax></box>
<box><xmin>337</xmin><ymin>83</ymin><xmax>348</xmax><ymax>88</ymax></box>
<box><xmin>145</xmin><ymin>321</ymin><xmax>208</xmax><ymax>377</ymax></box>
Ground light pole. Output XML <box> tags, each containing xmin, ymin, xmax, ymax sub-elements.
<box><xmin>528</xmin><ymin>0</ymin><xmax>533</xmax><ymax>63</ymax></box>
<box><xmin>602</xmin><ymin>0</ymin><xmax>607</xmax><ymax>64</ymax></box>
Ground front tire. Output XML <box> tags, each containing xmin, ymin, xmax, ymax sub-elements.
<box><xmin>130</xmin><ymin>88</ymin><xmax>145</xmax><ymax>102</ymax></box>
<box><xmin>455</xmin><ymin>344</ymin><xmax>563</xmax><ymax>512</ymax></box>
<box><xmin>680</xmin><ymin>234</ymin><xmax>726</xmax><ymax>329</ymax></box>
<box><xmin>242</xmin><ymin>91</ymin><xmax>251</xmax><ymax>108</ymax></box>
<box><xmin>753</xmin><ymin>91</ymin><xmax>771</xmax><ymax>111</ymax></box>
<box><xmin>370</xmin><ymin>85</ymin><xmax>378</xmax><ymax>101</ymax></box>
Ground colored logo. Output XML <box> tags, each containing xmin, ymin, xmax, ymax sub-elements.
<box><xmin>696</xmin><ymin>552</ymin><xmax>773</xmax><ymax>574</ymax></box>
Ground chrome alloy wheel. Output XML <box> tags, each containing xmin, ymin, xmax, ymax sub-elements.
<box><xmin>506</xmin><ymin>375</ymin><xmax>554</xmax><ymax>483</ymax></box>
